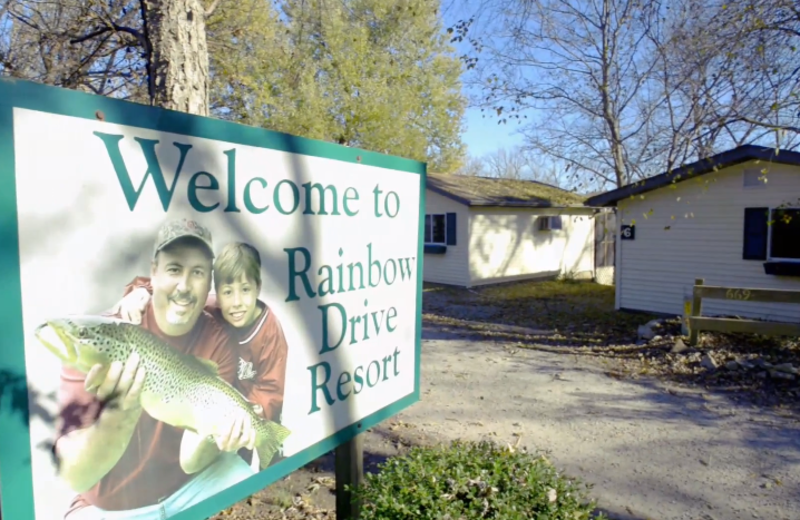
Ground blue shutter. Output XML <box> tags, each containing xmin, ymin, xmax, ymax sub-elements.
<box><xmin>743</xmin><ymin>207</ymin><xmax>768</xmax><ymax>260</ymax></box>
<box><xmin>446</xmin><ymin>213</ymin><xmax>457</xmax><ymax>245</ymax></box>
<box><xmin>424</xmin><ymin>214</ymin><xmax>432</xmax><ymax>243</ymax></box>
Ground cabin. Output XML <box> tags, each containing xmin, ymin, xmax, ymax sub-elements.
<box><xmin>585</xmin><ymin>145</ymin><xmax>800</xmax><ymax>323</ymax></box>
<box><xmin>423</xmin><ymin>173</ymin><xmax>610</xmax><ymax>287</ymax></box>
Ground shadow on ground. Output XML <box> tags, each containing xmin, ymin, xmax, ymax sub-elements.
<box><xmin>412</xmin><ymin>327</ymin><xmax>800</xmax><ymax>520</ymax></box>
<box><xmin>422</xmin><ymin>280</ymin><xmax>800</xmax><ymax>412</ymax></box>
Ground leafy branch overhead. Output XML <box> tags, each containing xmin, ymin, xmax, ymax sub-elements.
<box><xmin>0</xmin><ymin>0</ymin><xmax>468</xmax><ymax>172</ymax></box>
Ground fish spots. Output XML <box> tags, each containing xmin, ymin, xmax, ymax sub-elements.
<box><xmin>48</xmin><ymin>317</ymin><xmax>290</xmax><ymax>470</ymax></box>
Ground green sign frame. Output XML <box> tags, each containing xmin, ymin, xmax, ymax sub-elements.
<box><xmin>0</xmin><ymin>77</ymin><xmax>424</xmax><ymax>520</ymax></box>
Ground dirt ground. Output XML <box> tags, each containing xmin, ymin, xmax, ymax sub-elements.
<box><xmin>215</xmin><ymin>280</ymin><xmax>800</xmax><ymax>520</ymax></box>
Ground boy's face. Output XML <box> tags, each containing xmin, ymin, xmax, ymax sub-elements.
<box><xmin>216</xmin><ymin>273</ymin><xmax>261</xmax><ymax>328</ymax></box>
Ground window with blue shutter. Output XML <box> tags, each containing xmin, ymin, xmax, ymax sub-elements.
<box><xmin>742</xmin><ymin>207</ymin><xmax>768</xmax><ymax>260</ymax></box>
<box><xmin>770</xmin><ymin>208</ymin><xmax>800</xmax><ymax>260</ymax></box>
<box><xmin>423</xmin><ymin>213</ymin><xmax>450</xmax><ymax>254</ymax></box>
<box><xmin>431</xmin><ymin>215</ymin><xmax>446</xmax><ymax>243</ymax></box>
<box><xmin>424</xmin><ymin>214</ymin><xmax>447</xmax><ymax>244</ymax></box>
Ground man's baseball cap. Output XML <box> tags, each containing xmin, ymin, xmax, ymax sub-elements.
<box><xmin>153</xmin><ymin>218</ymin><xmax>215</xmax><ymax>259</ymax></box>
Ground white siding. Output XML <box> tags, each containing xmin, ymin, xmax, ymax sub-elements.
<box><xmin>467</xmin><ymin>207</ymin><xmax>596</xmax><ymax>286</ymax></box>
<box><xmin>617</xmin><ymin>161</ymin><xmax>800</xmax><ymax>322</ymax></box>
<box><xmin>422</xmin><ymin>190</ymin><xmax>470</xmax><ymax>286</ymax></box>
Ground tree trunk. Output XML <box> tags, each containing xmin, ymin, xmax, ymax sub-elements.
<box><xmin>141</xmin><ymin>0</ymin><xmax>210</xmax><ymax>116</ymax></box>
<box><xmin>599</xmin><ymin>0</ymin><xmax>628</xmax><ymax>188</ymax></box>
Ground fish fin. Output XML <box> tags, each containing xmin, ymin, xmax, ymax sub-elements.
<box><xmin>192</xmin><ymin>355</ymin><xmax>220</xmax><ymax>375</ymax></box>
<box><xmin>256</xmin><ymin>422</ymin><xmax>292</xmax><ymax>471</ymax></box>
<box><xmin>256</xmin><ymin>440</ymin><xmax>281</xmax><ymax>471</ymax></box>
<box><xmin>272</xmin><ymin>423</ymin><xmax>292</xmax><ymax>444</ymax></box>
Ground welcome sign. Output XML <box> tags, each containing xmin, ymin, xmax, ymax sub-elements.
<box><xmin>0</xmin><ymin>78</ymin><xmax>424</xmax><ymax>520</ymax></box>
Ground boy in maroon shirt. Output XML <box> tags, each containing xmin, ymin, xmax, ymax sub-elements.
<box><xmin>54</xmin><ymin>219</ymin><xmax>257</xmax><ymax>519</ymax></box>
<box><xmin>114</xmin><ymin>241</ymin><xmax>289</xmax><ymax>469</ymax></box>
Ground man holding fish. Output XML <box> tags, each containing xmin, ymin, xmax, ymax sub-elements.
<box><xmin>49</xmin><ymin>219</ymin><xmax>269</xmax><ymax>520</ymax></box>
<box><xmin>113</xmin><ymin>240</ymin><xmax>290</xmax><ymax>471</ymax></box>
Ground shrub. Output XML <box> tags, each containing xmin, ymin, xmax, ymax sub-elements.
<box><xmin>349</xmin><ymin>439</ymin><xmax>607</xmax><ymax>520</ymax></box>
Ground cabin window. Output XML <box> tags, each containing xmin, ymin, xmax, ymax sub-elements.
<box><xmin>769</xmin><ymin>208</ymin><xmax>800</xmax><ymax>261</ymax></box>
<box><xmin>538</xmin><ymin>215</ymin><xmax>563</xmax><ymax>231</ymax></box>
<box><xmin>425</xmin><ymin>214</ymin><xmax>447</xmax><ymax>244</ymax></box>
<box><xmin>743</xmin><ymin>207</ymin><xmax>800</xmax><ymax>262</ymax></box>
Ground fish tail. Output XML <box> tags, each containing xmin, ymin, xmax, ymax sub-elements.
<box><xmin>255</xmin><ymin>422</ymin><xmax>292</xmax><ymax>471</ymax></box>
<box><xmin>35</xmin><ymin>323</ymin><xmax>77</xmax><ymax>364</ymax></box>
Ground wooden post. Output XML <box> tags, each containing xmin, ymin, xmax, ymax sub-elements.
<box><xmin>681</xmin><ymin>286</ymin><xmax>692</xmax><ymax>336</ymax></box>
<box><xmin>688</xmin><ymin>278</ymin><xmax>704</xmax><ymax>345</ymax></box>
<box><xmin>335</xmin><ymin>433</ymin><xmax>364</xmax><ymax>520</ymax></box>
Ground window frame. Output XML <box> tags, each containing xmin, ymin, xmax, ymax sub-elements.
<box><xmin>538</xmin><ymin>215</ymin><xmax>563</xmax><ymax>232</ymax></box>
<box><xmin>767</xmin><ymin>206</ymin><xmax>800</xmax><ymax>263</ymax></box>
<box><xmin>424</xmin><ymin>213</ymin><xmax>447</xmax><ymax>245</ymax></box>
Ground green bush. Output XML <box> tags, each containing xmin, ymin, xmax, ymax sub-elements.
<box><xmin>349</xmin><ymin>439</ymin><xmax>607</xmax><ymax>520</ymax></box>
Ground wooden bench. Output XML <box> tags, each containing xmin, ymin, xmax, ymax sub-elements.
<box><xmin>686</xmin><ymin>278</ymin><xmax>800</xmax><ymax>345</ymax></box>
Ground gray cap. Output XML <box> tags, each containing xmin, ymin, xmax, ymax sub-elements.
<box><xmin>153</xmin><ymin>218</ymin><xmax>214</xmax><ymax>259</ymax></box>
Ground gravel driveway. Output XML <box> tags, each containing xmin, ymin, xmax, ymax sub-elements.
<box><xmin>393</xmin><ymin>324</ymin><xmax>800</xmax><ymax>520</ymax></box>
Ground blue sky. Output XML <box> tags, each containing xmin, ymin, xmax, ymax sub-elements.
<box><xmin>441</xmin><ymin>1</ymin><xmax>528</xmax><ymax>160</ymax></box>
<box><xmin>461</xmin><ymin>107</ymin><xmax>525</xmax><ymax>158</ymax></box>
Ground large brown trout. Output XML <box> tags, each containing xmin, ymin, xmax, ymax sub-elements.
<box><xmin>35</xmin><ymin>314</ymin><xmax>291</xmax><ymax>471</ymax></box>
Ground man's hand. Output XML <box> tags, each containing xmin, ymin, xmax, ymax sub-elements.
<box><xmin>84</xmin><ymin>352</ymin><xmax>146</xmax><ymax>413</ymax></box>
<box><xmin>55</xmin><ymin>353</ymin><xmax>147</xmax><ymax>491</ymax></box>
<box><xmin>180</xmin><ymin>408</ymin><xmax>257</xmax><ymax>474</ymax></box>
<box><xmin>111</xmin><ymin>287</ymin><xmax>151</xmax><ymax>325</ymax></box>
<box><xmin>212</xmin><ymin>409</ymin><xmax>257</xmax><ymax>452</ymax></box>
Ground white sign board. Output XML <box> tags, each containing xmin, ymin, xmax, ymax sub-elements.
<box><xmin>0</xmin><ymin>78</ymin><xmax>424</xmax><ymax>520</ymax></box>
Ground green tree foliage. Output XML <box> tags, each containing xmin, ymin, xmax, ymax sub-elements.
<box><xmin>208</xmin><ymin>0</ymin><xmax>468</xmax><ymax>173</ymax></box>
<box><xmin>0</xmin><ymin>0</ymin><xmax>467</xmax><ymax>171</ymax></box>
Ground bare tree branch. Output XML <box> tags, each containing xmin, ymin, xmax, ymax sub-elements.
<box><xmin>204</xmin><ymin>0</ymin><xmax>221</xmax><ymax>18</ymax></box>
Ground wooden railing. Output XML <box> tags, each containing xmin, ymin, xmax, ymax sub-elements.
<box><xmin>686</xmin><ymin>278</ymin><xmax>800</xmax><ymax>345</ymax></box>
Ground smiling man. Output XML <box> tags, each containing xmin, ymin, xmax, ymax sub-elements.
<box><xmin>54</xmin><ymin>219</ymin><xmax>257</xmax><ymax>520</ymax></box>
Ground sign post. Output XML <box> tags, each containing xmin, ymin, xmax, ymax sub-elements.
<box><xmin>0</xmin><ymin>77</ymin><xmax>424</xmax><ymax>520</ymax></box>
<box><xmin>335</xmin><ymin>434</ymin><xmax>364</xmax><ymax>520</ymax></box>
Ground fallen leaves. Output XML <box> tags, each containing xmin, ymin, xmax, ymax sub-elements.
<box><xmin>422</xmin><ymin>280</ymin><xmax>800</xmax><ymax>411</ymax></box>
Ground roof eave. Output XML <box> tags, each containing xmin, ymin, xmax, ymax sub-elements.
<box><xmin>584</xmin><ymin>145</ymin><xmax>800</xmax><ymax>207</ymax></box>
<box><xmin>425</xmin><ymin>183</ymin><xmax>473</xmax><ymax>206</ymax></box>
<box><xmin>468</xmin><ymin>201</ymin><xmax>591</xmax><ymax>209</ymax></box>
<box><xmin>426</xmin><ymin>181</ymin><xmax>588</xmax><ymax>209</ymax></box>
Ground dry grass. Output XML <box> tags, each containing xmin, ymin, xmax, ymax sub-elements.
<box><xmin>423</xmin><ymin>279</ymin><xmax>800</xmax><ymax>409</ymax></box>
<box><xmin>423</xmin><ymin>279</ymin><xmax>661</xmax><ymax>345</ymax></box>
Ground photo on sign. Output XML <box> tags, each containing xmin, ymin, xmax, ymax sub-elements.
<box><xmin>34</xmin><ymin>220</ymin><xmax>293</xmax><ymax>519</ymax></box>
<box><xmin>2</xmin><ymin>90</ymin><xmax>422</xmax><ymax>520</ymax></box>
